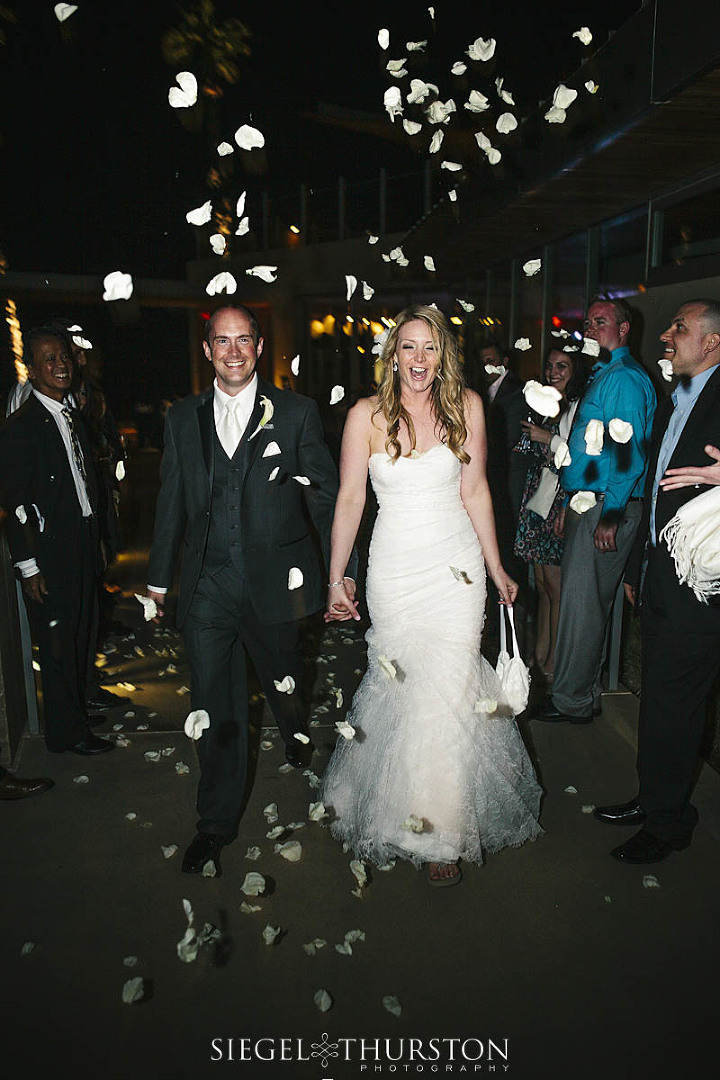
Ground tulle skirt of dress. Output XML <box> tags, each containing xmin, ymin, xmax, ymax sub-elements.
<box><xmin>320</xmin><ymin>446</ymin><xmax>543</xmax><ymax>868</ymax></box>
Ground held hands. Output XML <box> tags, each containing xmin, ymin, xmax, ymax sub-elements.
<box><xmin>553</xmin><ymin>504</ymin><xmax>567</xmax><ymax>538</ymax></box>
<box><xmin>660</xmin><ymin>445</ymin><xmax>720</xmax><ymax>491</ymax></box>
<box><xmin>324</xmin><ymin>578</ymin><xmax>360</xmax><ymax>622</ymax></box>
<box><xmin>520</xmin><ymin>420</ymin><xmax>552</xmax><ymax>446</ymax></box>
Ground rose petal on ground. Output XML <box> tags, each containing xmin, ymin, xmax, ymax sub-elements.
<box><xmin>350</xmin><ymin>860</ymin><xmax>367</xmax><ymax>888</ymax></box>
<box><xmin>162</xmin><ymin>845</ymin><xmax>178</xmax><ymax>859</ymax></box>
<box><xmin>643</xmin><ymin>875</ymin><xmax>661</xmax><ymax>889</ymax></box>
<box><xmin>275</xmin><ymin>840</ymin><xmax>303</xmax><ymax>862</ymax></box>
<box><xmin>262</xmin><ymin>925</ymin><xmax>281</xmax><ymax>945</ymax></box>
<box><xmin>314</xmin><ymin>989</ymin><xmax>333</xmax><ymax>1012</ymax></box>
<box><xmin>241</xmin><ymin>872</ymin><xmax>266</xmax><ymax>897</ymax></box>
<box><xmin>383</xmin><ymin>995</ymin><xmax>402</xmax><ymax>1016</ymax></box>
<box><xmin>122</xmin><ymin>977</ymin><xmax>145</xmax><ymax>1003</ymax></box>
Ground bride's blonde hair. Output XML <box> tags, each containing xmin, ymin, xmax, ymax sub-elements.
<box><xmin>373</xmin><ymin>305</ymin><xmax>469</xmax><ymax>463</ymax></box>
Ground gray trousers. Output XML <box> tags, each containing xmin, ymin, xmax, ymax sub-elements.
<box><xmin>552</xmin><ymin>500</ymin><xmax>641</xmax><ymax>718</ymax></box>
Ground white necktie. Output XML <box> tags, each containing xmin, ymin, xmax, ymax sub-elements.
<box><xmin>217</xmin><ymin>398</ymin><xmax>243</xmax><ymax>458</ymax></box>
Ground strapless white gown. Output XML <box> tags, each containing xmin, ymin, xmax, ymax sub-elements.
<box><xmin>320</xmin><ymin>445</ymin><xmax>543</xmax><ymax>867</ymax></box>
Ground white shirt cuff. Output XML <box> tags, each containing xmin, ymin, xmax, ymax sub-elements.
<box><xmin>147</xmin><ymin>586</ymin><xmax>168</xmax><ymax>594</ymax></box>
<box><xmin>16</xmin><ymin>558</ymin><xmax>39</xmax><ymax>579</ymax></box>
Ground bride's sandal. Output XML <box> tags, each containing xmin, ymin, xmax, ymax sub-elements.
<box><xmin>428</xmin><ymin>862</ymin><xmax>462</xmax><ymax>887</ymax></box>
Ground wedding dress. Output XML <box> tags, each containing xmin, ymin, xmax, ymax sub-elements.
<box><xmin>321</xmin><ymin>444</ymin><xmax>543</xmax><ymax>867</ymax></box>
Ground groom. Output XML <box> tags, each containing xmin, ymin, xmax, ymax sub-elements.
<box><xmin>147</xmin><ymin>304</ymin><xmax>353</xmax><ymax>875</ymax></box>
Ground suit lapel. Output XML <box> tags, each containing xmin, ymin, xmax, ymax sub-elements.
<box><xmin>667</xmin><ymin>364</ymin><xmax>720</xmax><ymax>469</ymax></box>
<box><xmin>196</xmin><ymin>392</ymin><xmax>215</xmax><ymax>487</ymax></box>
<box><xmin>238</xmin><ymin>385</ymin><xmax>270</xmax><ymax>488</ymax></box>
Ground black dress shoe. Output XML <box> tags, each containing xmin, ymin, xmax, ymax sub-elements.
<box><xmin>86</xmin><ymin>687</ymin><xmax>126</xmax><ymax>709</ymax></box>
<box><xmin>611</xmin><ymin>827</ymin><xmax>687</xmax><ymax>864</ymax></box>
<box><xmin>68</xmin><ymin>733</ymin><xmax>115</xmax><ymax>755</ymax></box>
<box><xmin>593</xmin><ymin>799</ymin><xmax>646</xmax><ymax>826</ymax></box>
<box><xmin>0</xmin><ymin>773</ymin><xmax>54</xmax><ymax>800</ymax></box>
<box><xmin>533</xmin><ymin>700</ymin><xmax>593</xmax><ymax>724</ymax></box>
<box><xmin>182</xmin><ymin>833</ymin><xmax>225</xmax><ymax>876</ymax></box>
<box><xmin>285</xmin><ymin>739</ymin><xmax>314</xmax><ymax>769</ymax></box>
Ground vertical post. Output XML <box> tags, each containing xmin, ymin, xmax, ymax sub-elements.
<box><xmin>338</xmin><ymin>176</ymin><xmax>346</xmax><ymax>241</ymax></box>
<box><xmin>585</xmin><ymin>225</ymin><xmax>600</xmax><ymax>305</ymax></box>
<box><xmin>541</xmin><ymin>242</ymin><xmax>555</xmax><ymax>366</ymax></box>
<box><xmin>379</xmin><ymin>167</ymin><xmax>387</xmax><ymax>236</ymax></box>
<box><xmin>509</xmin><ymin>258</ymin><xmax>520</xmax><ymax>346</ymax></box>
<box><xmin>262</xmin><ymin>191</ymin><xmax>270</xmax><ymax>250</ymax></box>
<box><xmin>300</xmin><ymin>183</ymin><xmax>307</xmax><ymax>239</ymax></box>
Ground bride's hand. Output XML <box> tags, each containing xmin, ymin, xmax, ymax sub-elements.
<box><xmin>490</xmin><ymin>568</ymin><xmax>518</xmax><ymax>607</ymax></box>
<box><xmin>324</xmin><ymin>581</ymin><xmax>361</xmax><ymax>622</ymax></box>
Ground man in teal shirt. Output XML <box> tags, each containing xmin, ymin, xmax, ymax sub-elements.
<box><xmin>535</xmin><ymin>296</ymin><xmax>656</xmax><ymax>723</ymax></box>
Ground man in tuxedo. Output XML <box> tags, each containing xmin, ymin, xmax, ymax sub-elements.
<box><xmin>594</xmin><ymin>298</ymin><xmax>720</xmax><ymax>863</ymax></box>
<box><xmin>147</xmin><ymin>304</ymin><xmax>353</xmax><ymax>876</ymax></box>
<box><xmin>0</xmin><ymin>327</ymin><xmax>113</xmax><ymax>757</ymax></box>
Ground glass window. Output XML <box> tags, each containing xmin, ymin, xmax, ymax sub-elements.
<box><xmin>598</xmin><ymin>207</ymin><xmax>647</xmax><ymax>300</ymax></box>
<box><xmin>657</xmin><ymin>183</ymin><xmax>720</xmax><ymax>268</ymax></box>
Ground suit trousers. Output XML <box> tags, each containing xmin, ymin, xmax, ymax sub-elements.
<box><xmin>25</xmin><ymin>517</ymin><xmax>98</xmax><ymax>752</ymax></box>
<box><xmin>183</xmin><ymin>561</ymin><xmax>308</xmax><ymax>839</ymax></box>
<box><xmin>552</xmin><ymin>500</ymin><xmax>641</xmax><ymax>717</ymax></box>
<box><xmin>637</xmin><ymin>548</ymin><xmax>720</xmax><ymax>846</ymax></box>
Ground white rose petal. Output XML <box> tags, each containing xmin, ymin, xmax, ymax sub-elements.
<box><xmin>115</xmin><ymin>460</ymin><xmax>126</xmax><ymax>481</ymax></box>
<box><xmin>15</xmin><ymin>505</ymin><xmax>27</xmax><ymax>524</ymax></box>
<box><xmin>584</xmin><ymin>418</ymin><xmax>605</xmax><ymax>456</ymax></box>
<box><xmin>573</xmin><ymin>26</ymin><xmax>593</xmax><ymax>46</ymax></box>
<box><xmin>464</xmin><ymin>90</ymin><xmax>490</xmax><ymax>113</ymax></box>
<box><xmin>184</xmin><ymin>709</ymin><xmax>210</xmax><ymax>740</ymax></box>
<box><xmin>425</xmin><ymin>98</ymin><xmax>455</xmax><ymax>125</ymax></box>
<box><xmin>234</xmin><ymin>124</ymin><xmax>265</xmax><ymax>150</ymax></box>
<box><xmin>564</xmin><ymin>786</ymin><xmax>578</xmax><ymax>794</ymax></box>
<box><xmin>274</xmin><ymin>840</ymin><xmax>303</xmax><ymax>862</ymax></box>
<box><xmin>406</xmin><ymin>78</ymin><xmax>437</xmax><ymax>105</ymax></box>
<box><xmin>402</xmin><ymin>120</ymin><xmax>422</xmax><ymax>136</ymax></box>
<box><xmin>330</xmin><ymin>385</ymin><xmax>345</xmax><ymax>405</ymax></box>
<box><xmin>314</xmin><ymin>989</ymin><xmax>333</xmax><ymax>1013</ymax></box>
<box><xmin>428</xmin><ymin>129</ymin><xmax>444</xmax><ymax>153</ymax></box>
<box><xmin>217</xmin><ymin>141</ymin><xmax>234</xmax><ymax>156</ymax></box>
<box><xmin>168</xmin><ymin>70</ymin><xmax>198</xmax><ymax>109</ymax></box>
<box><xmin>175</xmin><ymin>761</ymin><xmax>190</xmax><ymax>775</ymax></box>
<box><xmin>474</xmin><ymin>698</ymin><xmax>498</xmax><ymax>714</ymax></box>
<box><xmin>263</xmin><ymin>802</ymin><xmax>279</xmax><ymax>822</ymax></box>
<box><xmin>368</xmin><ymin>235</ymin><xmax>379</xmax><ymax>244</ymax></box>
<box><xmin>467</xmin><ymin>37</ymin><xmax>496</xmax><ymax>62</ymax></box>
<box><xmin>451</xmin><ymin>61</ymin><xmax>467</xmax><ymax>75</ymax></box>
<box><xmin>241</xmin><ymin>872</ymin><xmax>266</xmax><ymax>897</ymax></box>
<box><xmin>246</xmin><ymin>265</ymin><xmax>277</xmax><ymax>283</ymax></box>
<box><xmin>658</xmin><ymin>358</ymin><xmax>674</xmax><ymax>382</ymax></box>
<box><xmin>423</xmin><ymin>255</ymin><xmax>436</xmax><ymax>272</ymax></box>
<box><xmin>266</xmin><ymin>826</ymin><xmax>285</xmax><ymax>840</ymax></box>
<box><xmin>262</xmin><ymin>925</ymin><xmax>281</xmax><ymax>945</ymax></box>
<box><xmin>457</xmin><ymin>299</ymin><xmax>475</xmax><ymax>312</ymax></box>
<box><xmin>161</xmin><ymin>844</ymin><xmax>178</xmax><ymax>859</ymax></box>
<box><xmin>291</xmin><ymin>354</ymin><xmax>300</xmax><ymax>376</ymax></box>
<box><xmin>268</xmin><ymin>466</ymin><xmax>279</xmax><ymax>481</ymax></box>
<box><xmin>449</xmin><ymin>565</ymin><xmax>472</xmax><ymax>584</ymax></box>
<box><xmin>206</xmin><ymin>271</ymin><xmax>237</xmax><ymax>296</ymax></box>
<box><xmin>514</xmin><ymin>337</ymin><xmax>532</xmax><ymax>351</ymax></box>
<box><xmin>240</xmin><ymin>902</ymin><xmax>262</xmax><ymax>914</ymax></box>
<box><xmin>345</xmin><ymin>274</ymin><xmax>357</xmax><ymax>301</ymax></box>
<box><xmin>245</xmin><ymin>846</ymin><xmax>262</xmax><ymax>861</ymax></box>
<box><xmin>122</xmin><ymin>977</ymin><xmax>145</xmax><ymax>1004</ymax></box>
<box><xmin>335</xmin><ymin>720</ymin><xmax>355</xmax><ymax>740</ymax></box>
<box><xmin>103</xmin><ymin>272</ymin><xmax>133</xmax><ymax>302</ymax></box>
<box><xmin>523</xmin><ymin>379</ymin><xmax>562</xmax><ymax>418</ymax></box>
<box><xmin>309</xmin><ymin>801</ymin><xmax>327</xmax><ymax>822</ymax></box>
<box><xmin>553</xmin><ymin>83</ymin><xmax>578</xmax><ymax>110</ymax></box>
<box><xmin>585</xmin><ymin>81</ymin><xmax>599</xmax><ymax>94</ymax></box>
<box><xmin>288</xmin><ymin>567</ymin><xmax>304</xmax><ymax>591</ymax></box>
<box><xmin>386</xmin><ymin>58</ymin><xmax>407</xmax><ymax>77</ymax></box>
<box><xmin>235</xmin><ymin>217</ymin><xmax>250</xmax><ymax>237</ymax></box>
<box><xmin>608</xmin><ymin>418</ymin><xmax>633</xmax><ymax>444</ymax></box>
<box><xmin>569</xmin><ymin>491</ymin><xmax>597</xmax><ymax>515</ymax></box>
<box><xmin>384</xmin><ymin>86</ymin><xmax>403</xmax><ymax>122</ymax></box>
<box><xmin>293</xmin><ymin>475</ymin><xmax>310</xmax><ymax>486</ymax></box>
<box><xmin>582</xmin><ymin>336</ymin><xmax>601</xmax><ymax>356</ymax></box>
<box><xmin>378</xmin><ymin>28</ymin><xmax>389</xmax><ymax>50</ymax></box>
<box><xmin>441</xmin><ymin>160</ymin><xmax>462</xmax><ymax>172</ymax></box>
<box><xmin>186</xmin><ymin>200</ymin><xmax>212</xmax><ymax>226</ymax></box>
<box><xmin>378</xmin><ymin>655</ymin><xmax>397</xmax><ymax>679</ymax></box>
<box><xmin>262</xmin><ymin>442</ymin><xmax>281</xmax><ymax>458</ymax></box>
<box><xmin>294</xmin><ymin>732</ymin><xmax>310</xmax><ymax>744</ymax></box>
<box><xmin>496</xmin><ymin>112</ymin><xmax>518</xmax><ymax>135</ymax></box>
<box><xmin>643</xmin><ymin>874</ymin><xmax>661</xmax><ymax>889</ymax></box>
<box><xmin>54</xmin><ymin>4</ymin><xmax>78</xmax><ymax>23</ymax></box>
<box><xmin>554</xmin><ymin>439</ymin><xmax>572</xmax><ymax>469</ymax></box>
<box><xmin>73</xmin><ymin>775</ymin><xmax>90</xmax><ymax>784</ymax></box>
<box><xmin>274</xmin><ymin>676</ymin><xmax>296</xmax><ymax>694</ymax></box>
<box><xmin>383</xmin><ymin>995</ymin><xmax>402</xmax><ymax>1016</ymax></box>
<box><xmin>303</xmin><ymin>938</ymin><xmax>327</xmax><ymax>955</ymax></box>
<box><xmin>135</xmin><ymin>594</ymin><xmax>157</xmax><ymax>621</ymax></box>
<box><xmin>523</xmin><ymin>259</ymin><xmax>542</xmax><ymax>276</ymax></box>
<box><xmin>362</xmin><ymin>281</ymin><xmax>374</xmax><ymax>301</ymax></box>
<box><xmin>402</xmin><ymin>814</ymin><xmax>426</xmax><ymax>833</ymax></box>
<box><xmin>209</xmin><ymin>234</ymin><xmax>226</xmax><ymax>255</ymax></box>
<box><xmin>350</xmin><ymin>860</ymin><xmax>367</xmax><ymax>888</ymax></box>
<box><xmin>544</xmin><ymin>105</ymin><xmax>567</xmax><ymax>124</ymax></box>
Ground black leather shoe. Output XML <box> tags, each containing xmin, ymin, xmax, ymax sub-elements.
<box><xmin>593</xmin><ymin>799</ymin><xmax>646</xmax><ymax>826</ymax></box>
<box><xmin>182</xmin><ymin>833</ymin><xmax>225</xmax><ymax>876</ymax></box>
<box><xmin>533</xmin><ymin>700</ymin><xmax>593</xmax><ymax>724</ymax></box>
<box><xmin>610</xmin><ymin>828</ymin><xmax>688</xmax><ymax>864</ymax></box>
<box><xmin>68</xmin><ymin>733</ymin><xmax>115</xmax><ymax>755</ymax></box>
<box><xmin>0</xmin><ymin>773</ymin><xmax>54</xmax><ymax>800</ymax></box>
<box><xmin>285</xmin><ymin>739</ymin><xmax>314</xmax><ymax>769</ymax></box>
<box><xmin>86</xmin><ymin>687</ymin><xmax>126</xmax><ymax>709</ymax></box>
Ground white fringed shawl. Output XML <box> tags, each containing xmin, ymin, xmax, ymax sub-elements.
<box><xmin>659</xmin><ymin>486</ymin><xmax>720</xmax><ymax>603</ymax></box>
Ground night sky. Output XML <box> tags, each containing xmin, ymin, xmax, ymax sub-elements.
<box><xmin>1</xmin><ymin>0</ymin><xmax>642</xmax><ymax>278</ymax></box>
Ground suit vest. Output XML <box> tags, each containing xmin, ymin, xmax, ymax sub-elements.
<box><xmin>203</xmin><ymin>428</ymin><xmax>248</xmax><ymax>574</ymax></box>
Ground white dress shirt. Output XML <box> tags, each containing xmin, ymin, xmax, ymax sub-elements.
<box><xmin>487</xmin><ymin>367</ymin><xmax>509</xmax><ymax>403</ymax></box>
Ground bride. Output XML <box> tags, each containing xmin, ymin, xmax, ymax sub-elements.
<box><xmin>320</xmin><ymin>305</ymin><xmax>542</xmax><ymax>885</ymax></box>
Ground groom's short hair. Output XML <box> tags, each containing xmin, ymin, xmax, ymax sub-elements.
<box><xmin>205</xmin><ymin>304</ymin><xmax>261</xmax><ymax>346</ymax></box>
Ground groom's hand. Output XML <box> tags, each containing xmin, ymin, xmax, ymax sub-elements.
<box><xmin>147</xmin><ymin>588</ymin><xmax>166</xmax><ymax>623</ymax></box>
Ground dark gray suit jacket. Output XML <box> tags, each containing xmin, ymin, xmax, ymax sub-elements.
<box><xmin>626</xmin><ymin>363</ymin><xmax>720</xmax><ymax>631</ymax></box>
<box><xmin>148</xmin><ymin>377</ymin><xmax>351</xmax><ymax>628</ymax></box>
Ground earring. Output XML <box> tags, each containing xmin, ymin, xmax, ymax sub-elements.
<box><xmin>393</xmin><ymin>360</ymin><xmax>398</xmax><ymax>372</ymax></box>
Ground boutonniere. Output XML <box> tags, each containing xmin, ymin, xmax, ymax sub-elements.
<box><xmin>248</xmin><ymin>395</ymin><xmax>274</xmax><ymax>440</ymax></box>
